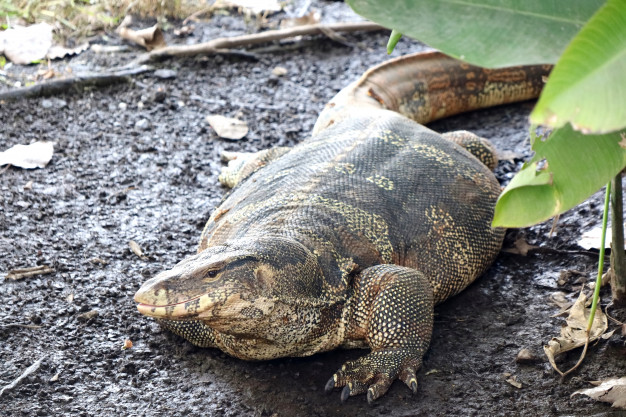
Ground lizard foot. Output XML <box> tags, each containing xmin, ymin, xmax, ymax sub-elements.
<box><xmin>325</xmin><ymin>350</ymin><xmax>420</xmax><ymax>404</ymax></box>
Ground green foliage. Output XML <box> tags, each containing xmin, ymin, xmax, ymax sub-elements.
<box><xmin>530</xmin><ymin>0</ymin><xmax>626</xmax><ymax>134</ymax></box>
<box><xmin>493</xmin><ymin>126</ymin><xmax>626</xmax><ymax>227</ymax></box>
<box><xmin>347</xmin><ymin>0</ymin><xmax>603</xmax><ymax>67</ymax></box>
<box><xmin>387</xmin><ymin>29</ymin><xmax>402</xmax><ymax>55</ymax></box>
<box><xmin>348</xmin><ymin>0</ymin><xmax>626</xmax><ymax>229</ymax></box>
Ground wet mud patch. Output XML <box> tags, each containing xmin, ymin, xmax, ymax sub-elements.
<box><xmin>1</xmin><ymin>2</ymin><xmax>625</xmax><ymax>416</ymax></box>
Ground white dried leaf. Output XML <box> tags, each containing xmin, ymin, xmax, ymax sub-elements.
<box><xmin>206</xmin><ymin>115</ymin><xmax>248</xmax><ymax>140</ymax></box>
<box><xmin>129</xmin><ymin>240</ymin><xmax>144</xmax><ymax>257</ymax></box>
<box><xmin>0</xmin><ymin>23</ymin><xmax>53</xmax><ymax>64</ymax></box>
<box><xmin>572</xmin><ymin>377</ymin><xmax>626</xmax><ymax>409</ymax></box>
<box><xmin>0</xmin><ymin>141</ymin><xmax>54</xmax><ymax>169</ymax></box>
<box><xmin>219</xmin><ymin>0</ymin><xmax>282</xmax><ymax>14</ymax></box>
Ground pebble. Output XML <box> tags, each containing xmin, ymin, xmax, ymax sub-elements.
<box><xmin>134</xmin><ymin>119</ymin><xmax>151</xmax><ymax>131</ymax></box>
<box><xmin>154</xmin><ymin>69</ymin><xmax>177</xmax><ymax>79</ymax></box>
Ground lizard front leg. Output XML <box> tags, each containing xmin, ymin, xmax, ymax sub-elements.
<box><xmin>219</xmin><ymin>147</ymin><xmax>290</xmax><ymax>188</ymax></box>
<box><xmin>326</xmin><ymin>264</ymin><xmax>434</xmax><ymax>403</ymax></box>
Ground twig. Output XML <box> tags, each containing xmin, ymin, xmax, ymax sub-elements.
<box><xmin>0</xmin><ymin>65</ymin><xmax>154</xmax><ymax>102</ymax></box>
<box><xmin>0</xmin><ymin>323</ymin><xmax>43</xmax><ymax>329</ymax></box>
<box><xmin>5</xmin><ymin>265</ymin><xmax>55</xmax><ymax>280</ymax></box>
<box><xmin>135</xmin><ymin>21</ymin><xmax>384</xmax><ymax>64</ymax></box>
<box><xmin>0</xmin><ymin>356</ymin><xmax>45</xmax><ymax>398</ymax></box>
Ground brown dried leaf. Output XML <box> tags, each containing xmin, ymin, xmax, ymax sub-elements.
<box><xmin>5</xmin><ymin>265</ymin><xmax>55</xmax><ymax>280</ymax></box>
<box><xmin>116</xmin><ymin>17</ymin><xmax>166</xmax><ymax>51</ymax></box>
<box><xmin>280</xmin><ymin>11</ymin><xmax>321</xmax><ymax>29</ymax></box>
<box><xmin>502</xmin><ymin>237</ymin><xmax>538</xmax><ymax>256</ymax></box>
<box><xmin>122</xmin><ymin>339</ymin><xmax>133</xmax><ymax>350</ymax></box>
<box><xmin>0</xmin><ymin>141</ymin><xmax>54</xmax><ymax>169</ymax></box>
<box><xmin>505</xmin><ymin>375</ymin><xmax>523</xmax><ymax>389</ymax></box>
<box><xmin>206</xmin><ymin>115</ymin><xmax>249</xmax><ymax>140</ymax></box>
<box><xmin>572</xmin><ymin>377</ymin><xmax>626</xmax><ymax>409</ymax></box>
<box><xmin>543</xmin><ymin>289</ymin><xmax>608</xmax><ymax>374</ymax></box>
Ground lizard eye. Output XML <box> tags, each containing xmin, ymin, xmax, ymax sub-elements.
<box><xmin>207</xmin><ymin>269</ymin><xmax>219</xmax><ymax>278</ymax></box>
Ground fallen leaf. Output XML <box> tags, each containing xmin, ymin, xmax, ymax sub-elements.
<box><xmin>129</xmin><ymin>240</ymin><xmax>144</xmax><ymax>257</ymax></box>
<box><xmin>572</xmin><ymin>377</ymin><xmax>626</xmax><ymax>409</ymax></box>
<box><xmin>122</xmin><ymin>339</ymin><xmax>133</xmax><ymax>350</ymax></box>
<box><xmin>502</xmin><ymin>237</ymin><xmax>538</xmax><ymax>256</ymax></box>
<box><xmin>0</xmin><ymin>23</ymin><xmax>53</xmax><ymax>64</ymax></box>
<box><xmin>577</xmin><ymin>225</ymin><xmax>626</xmax><ymax>250</ymax></box>
<box><xmin>5</xmin><ymin>265</ymin><xmax>55</xmax><ymax>280</ymax></box>
<box><xmin>218</xmin><ymin>0</ymin><xmax>282</xmax><ymax>14</ymax></box>
<box><xmin>0</xmin><ymin>141</ymin><xmax>54</xmax><ymax>169</ymax></box>
<box><xmin>544</xmin><ymin>288</ymin><xmax>608</xmax><ymax>375</ymax></box>
<box><xmin>174</xmin><ymin>25</ymin><xmax>195</xmax><ymax>37</ymax></box>
<box><xmin>206</xmin><ymin>115</ymin><xmax>249</xmax><ymax>140</ymax></box>
<box><xmin>549</xmin><ymin>291</ymin><xmax>573</xmax><ymax>317</ymax></box>
<box><xmin>49</xmin><ymin>373</ymin><xmax>59</xmax><ymax>382</ymax></box>
<box><xmin>515</xmin><ymin>348</ymin><xmax>539</xmax><ymax>364</ymax></box>
<box><xmin>77</xmin><ymin>309</ymin><xmax>99</xmax><ymax>322</ymax></box>
<box><xmin>280</xmin><ymin>10</ymin><xmax>321</xmax><ymax>29</ymax></box>
<box><xmin>46</xmin><ymin>42</ymin><xmax>90</xmax><ymax>60</ymax></box>
<box><xmin>505</xmin><ymin>375</ymin><xmax>523</xmax><ymax>389</ymax></box>
<box><xmin>116</xmin><ymin>16</ymin><xmax>166</xmax><ymax>51</ymax></box>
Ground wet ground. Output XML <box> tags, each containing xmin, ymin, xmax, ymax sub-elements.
<box><xmin>1</xmin><ymin>1</ymin><xmax>625</xmax><ymax>416</ymax></box>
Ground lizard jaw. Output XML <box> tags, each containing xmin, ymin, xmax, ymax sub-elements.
<box><xmin>134</xmin><ymin>292</ymin><xmax>215</xmax><ymax>320</ymax></box>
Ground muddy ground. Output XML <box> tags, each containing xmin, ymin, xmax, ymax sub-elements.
<box><xmin>1</xmin><ymin>2</ymin><xmax>625</xmax><ymax>416</ymax></box>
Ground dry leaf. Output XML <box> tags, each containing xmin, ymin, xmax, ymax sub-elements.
<box><xmin>49</xmin><ymin>373</ymin><xmax>60</xmax><ymax>382</ymax></box>
<box><xmin>218</xmin><ymin>0</ymin><xmax>282</xmax><ymax>14</ymax></box>
<box><xmin>116</xmin><ymin>17</ymin><xmax>166</xmax><ymax>51</ymax></box>
<box><xmin>46</xmin><ymin>42</ymin><xmax>90</xmax><ymax>60</ymax></box>
<box><xmin>206</xmin><ymin>115</ymin><xmax>249</xmax><ymax>140</ymax></box>
<box><xmin>0</xmin><ymin>141</ymin><xmax>54</xmax><ymax>169</ymax></box>
<box><xmin>572</xmin><ymin>377</ymin><xmax>626</xmax><ymax>409</ymax></box>
<box><xmin>577</xmin><ymin>225</ymin><xmax>626</xmax><ymax>250</ymax></box>
<box><xmin>122</xmin><ymin>339</ymin><xmax>133</xmax><ymax>350</ymax></box>
<box><xmin>0</xmin><ymin>23</ymin><xmax>53</xmax><ymax>64</ymax></box>
<box><xmin>543</xmin><ymin>288</ymin><xmax>608</xmax><ymax>375</ymax></box>
<box><xmin>280</xmin><ymin>11</ymin><xmax>321</xmax><ymax>29</ymax></box>
<box><xmin>5</xmin><ymin>265</ymin><xmax>55</xmax><ymax>280</ymax></box>
<box><xmin>505</xmin><ymin>375</ymin><xmax>523</xmax><ymax>389</ymax></box>
<box><xmin>549</xmin><ymin>291</ymin><xmax>573</xmax><ymax>317</ymax></box>
<box><xmin>502</xmin><ymin>237</ymin><xmax>538</xmax><ymax>256</ymax></box>
<box><xmin>129</xmin><ymin>240</ymin><xmax>144</xmax><ymax>257</ymax></box>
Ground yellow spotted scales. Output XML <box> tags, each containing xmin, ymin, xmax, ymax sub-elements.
<box><xmin>134</xmin><ymin>51</ymin><xmax>551</xmax><ymax>403</ymax></box>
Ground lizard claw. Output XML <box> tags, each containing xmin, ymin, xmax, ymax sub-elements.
<box><xmin>325</xmin><ymin>376</ymin><xmax>336</xmax><ymax>393</ymax></box>
<box><xmin>341</xmin><ymin>385</ymin><xmax>351</xmax><ymax>403</ymax></box>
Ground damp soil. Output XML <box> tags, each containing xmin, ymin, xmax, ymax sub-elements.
<box><xmin>1</xmin><ymin>2</ymin><xmax>626</xmax><ymax>416</ymax></box>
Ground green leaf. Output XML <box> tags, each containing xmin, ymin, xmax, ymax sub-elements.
<box><xmin>493</xmin><ymin>125</ymin><xmax>626</xmax><ymax>228</ymax></box>
<box><xmin>387</xmin><ymin>29</ymin><xmax>403</xmax><ymax>54</ymax></box>
<box><xmin>530</xmin><ymin>0</ymin><xmax>626</xmax><ymax>134</ymax></box>
<box><xmin>346</xmin><ymin>0</ymin><xmax>603</xmax><ymax>67</ymax></box>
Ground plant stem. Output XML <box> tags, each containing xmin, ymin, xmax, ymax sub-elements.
<box><xmin>610</xmin><ymin>173</ymin><xmax>626</xmax><ymax>305</ymax></box>
<box><xmin>588</xmin><ymin>182</ymin><xmax>611</xmax><ymax>331</ymax></box>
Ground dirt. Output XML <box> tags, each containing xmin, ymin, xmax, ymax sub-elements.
<box><xmin>1</xmin><ymin>2</ymin><xmax>625</xmax><ymax>416</ymax></box>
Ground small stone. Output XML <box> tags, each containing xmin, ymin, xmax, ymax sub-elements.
<box><xmin>154</xmin><ymin>69</ymin><xmax>177</xmax><ymax>79</ymax></box>
<box><xmin>118</xmin><ymin>102</ymin><xmax>128</xmax><ymax>110</ymax></box>
<box><xmin>515</xmin><ymin>348</ymin><xmax>538</xmax><ymax>364</ymax></box>
<box><xmin>134</xmin><ymin>119</ymin><xmax>151</xmax><ymax>131</ymax></box>
<box><xmin>271</xmin><ymin>66</ymin><xmax>287</xmax><ymax>76</ymax></box>
<box><xmin>41</xmin><ymin>98</ymin><xmax>67</xmax><ymax>109</ymax></box>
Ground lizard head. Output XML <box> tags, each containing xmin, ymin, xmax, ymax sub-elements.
<box><xmin>134</xmin><ymin>236</ymin><xmax>325</xmax><ymax>329</ymax></box>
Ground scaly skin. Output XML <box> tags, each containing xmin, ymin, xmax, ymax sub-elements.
<box><xmin>134</xmin><ymin>51</ymin><xmax>551</xmax><ymax>403</ymax></box>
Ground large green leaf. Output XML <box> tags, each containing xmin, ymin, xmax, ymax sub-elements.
<box><xmin>347</xmin><ymin>0</ymin><xmax>603</xmax><ymax>67</ymax></box>
<box><xmin>493</xmin><ymin>125</ymin><xmax>626</xmax><ymax>228</ymax></box>
<box><xmin>530</xmin><ymin>0</ymin><xmax>626</xmax><ymax>134</ymax></box>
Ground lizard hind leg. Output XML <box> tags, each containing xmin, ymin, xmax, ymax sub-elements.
<box><xmin>442</xmin><ymin>130</ymin><xmax>498</xmax><ymax>171</ymax></box>
<box><xmin>218</xmin><ymin>147</ymin><xmax>290</xmax><ymax>188</ymax></box>
<box><xmin>327</xmin><ymin>264</ymin><xmax>434</xmax><ymax>403</ymax></box>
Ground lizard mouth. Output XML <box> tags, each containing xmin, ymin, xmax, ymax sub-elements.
<box><xmin>134</xmin><ymin>292</ymin><xmax>212</xmax><ymax>320</ymax></box>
